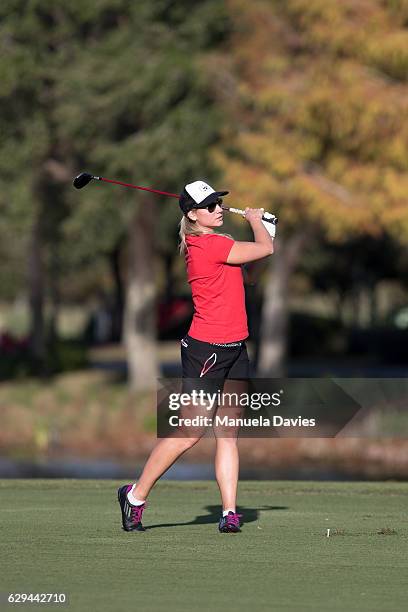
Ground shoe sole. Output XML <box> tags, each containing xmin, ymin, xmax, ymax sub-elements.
<box><xmin>219</xmin><ymin>525</ymin><xmax>241</xmax><ymax>533</ymax></box>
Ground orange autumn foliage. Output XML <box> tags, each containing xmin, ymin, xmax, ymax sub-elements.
<box><xmin>208</xmin><ymin>0</ymin><xmax>408</xmax><ymax>243</ymax></box>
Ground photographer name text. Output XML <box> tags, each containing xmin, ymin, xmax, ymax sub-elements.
<box><xmin>168</xmin><ymin>415</ymin><xmax>316</xmax><ymax>427</ymax></box>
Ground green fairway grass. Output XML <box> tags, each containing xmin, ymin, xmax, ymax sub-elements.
<box><xmin>0</xmin><ymin>480</ymin><xmax>407</xmax><ymax>612</ymax></box>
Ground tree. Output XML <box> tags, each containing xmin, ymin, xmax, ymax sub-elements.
<box><xmin>0</xmin><ymin>0</ymin><xmax>230</xmax><ymax>387</ymax></box>
<box><xmin>0</xmin><ymin>1</ymin><xmax>75</xmax><ymax>370</ymax></box>
<box><xmin>212</xmin><ymin>0</ymin><xmax>408</xmax><ymax>374</ymax></box>
<box><xmin>60</xmin><ymin>0</ymin><xmax>231</xmax><ymax>390</ymax></box>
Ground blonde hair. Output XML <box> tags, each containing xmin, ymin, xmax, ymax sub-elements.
<box><xmin>178</xmin><ymin>215</ymin><xmax>233</xmax><ymax>255</ymax></box>
<box><xmin>178</xmin><ymin>216</ymin><xmax>204</xmax><ymax>255</ymax></box>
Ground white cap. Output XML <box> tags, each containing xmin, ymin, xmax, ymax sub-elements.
<box><xmin>184</xmin><ymin>180</ymin><xmax>228</xmax><ymax>206</ymax></box>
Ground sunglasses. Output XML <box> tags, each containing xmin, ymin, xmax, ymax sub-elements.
<box><xmin>203</xmin><ymin>198</ymin><xmax>223</xmax><ymax>213</ymax></box>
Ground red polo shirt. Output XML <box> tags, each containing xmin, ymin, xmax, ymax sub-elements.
<box><xmin>185</xmin><ymin>233</ymin><xmax>248</xmax><ymax>343</ymax></box>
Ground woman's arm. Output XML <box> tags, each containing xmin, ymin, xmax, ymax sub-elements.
<box><xmin>227</xmin><ymin>208</ymin><xmax>274</xmax><ymax>265</ymax></box>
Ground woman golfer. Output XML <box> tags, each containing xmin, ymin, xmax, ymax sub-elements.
<box><xmin>118</xmin><ymin>180</ymin><xmax>274</xmax><ymax>533</ymax></box>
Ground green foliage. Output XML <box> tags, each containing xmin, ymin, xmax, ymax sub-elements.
<box><xmin>0</xmin><ymin>337</ymin><xmax>87</xmax><ymax>380</ymax></box>
<box><xmin>0</xmin><ymin>0</ymin><xmax>230</xmax><ymax>299</ymax></box>
<box><xmin>55</xmin><ymin>0</ymin><xmax>230</xmax><ymax>260</ymax></box>
<box><xmin>45</xmin><ymin>339</ymin><xmax>89</xmax><ymax>374</ymax></box>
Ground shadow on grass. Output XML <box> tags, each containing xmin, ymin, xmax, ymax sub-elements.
<box><xmin>145</xmin><ymin>504</ymin><xmax>288</xmax><ymax>530</ymax></box>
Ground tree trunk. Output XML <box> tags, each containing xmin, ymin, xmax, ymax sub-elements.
<box><xmin>48</xmin><ymin>241</ymin><xmax>60</xmax><ymax>349</ymax></box>
<box><xmin>123</xmin><ymin>200</ymin><xmax>159</xmax><ymax>391</ymax></box>
<box><xmin>257</xmin><ymin>233</ymin><xmax>307</xmax><ymax>377</ymax></box>
<box><xmin>109</xmin><ymin>244</ymin><xmax>124</xmax><ymax>342</ymax></box>
<box><xmin>28</xmin><ymin>210</ymin><xmax>46</xmax><ymax>371</ymax></box>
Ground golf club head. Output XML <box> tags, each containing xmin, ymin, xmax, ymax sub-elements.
<box><xmin>73</xmin><ymin>172</ymin><xmax>94</xmax><ymax>189</ymax></box>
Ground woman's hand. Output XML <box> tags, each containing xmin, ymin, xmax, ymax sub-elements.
<box><xmin>245</xmin><ymin>207</ymin><xmax>276</xmax><ymax>237</ymax></box>
<box><xmin>226</xmin><ymin>206</ymin><xmax>274</xmax><ymax>265</ymax></box>
<box><xmin>244</xmin><ymin>207</ymin><xmax>265</xmax><ymax>224</ymax></box>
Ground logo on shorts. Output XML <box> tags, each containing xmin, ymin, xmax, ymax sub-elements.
<box><xmin>181</xmin><ymin>338</ymin><xmax>189</xmax><ymax>348</ymax></box>
<box><xmin>200</xmin><ymin>353</ymin><xmax>217</xmax><ymax>377</ymax></box>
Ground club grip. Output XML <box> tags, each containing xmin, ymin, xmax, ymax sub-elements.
<box><xmin>224</xmin><ymin>206</ymin><xmax>278</xmax><ymax>225</ymax></box>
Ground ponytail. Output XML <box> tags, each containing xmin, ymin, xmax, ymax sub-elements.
<box><xmin>178</xmin><ymin>216</ymin><xmax>204</xmax><ymax>255</ymax></box>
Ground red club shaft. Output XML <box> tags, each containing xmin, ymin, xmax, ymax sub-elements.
<box><xmin>99</xmin><ymin>177</ymin><xmax>179</xmax><ymax>198</ymax></box>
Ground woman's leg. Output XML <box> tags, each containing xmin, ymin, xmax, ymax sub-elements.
<box><xmin>214</xmin><ymin>436</ymin><xmax>239</xmax><ymax>511</ymax></box>
<box><xmin>132</xmin><ymin>394</ymin><xmax>211</xmax><ymax>500</ymax></box>
<box><xmin>213</xmin><ymin>379</ymin><xmax>246</xmax><ymax>512</ymax></box>
<box><xmin>132</xmin><ymin>434</ymin><xmax>201</xmax><ymax>500</ymax></box>
<box><xmin>118</xmin><ymin>397</ymin><xmax>209</xmax><ymax>532</ymax></box>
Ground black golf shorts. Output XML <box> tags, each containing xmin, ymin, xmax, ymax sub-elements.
<box><xmin>180</xmin><ymin>334</ymin><xmax>250</xmax><ymax>394</ymax></box>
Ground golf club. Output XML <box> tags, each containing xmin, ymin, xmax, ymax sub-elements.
<box><xmin>73</xmin><ymin>172</ymin><xmax>179</xmax><ymax>198</ymax></box>
<box><xmin>73</xmin><ymin>172</ymin><xmax>278</xmax><ymax>225</ymax></box>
